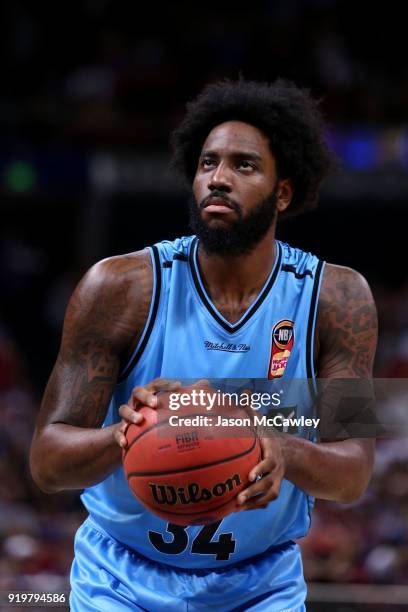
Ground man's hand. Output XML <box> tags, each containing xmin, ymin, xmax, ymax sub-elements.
<box><xmin>115</xmin><ymin>378</ymin><xmax>182</xmax><ymax>449</ymax></box>
<box><xmin>237</xmin><ymin>436</ymin><xmax>285</xmax><ymax>511</ymax></box>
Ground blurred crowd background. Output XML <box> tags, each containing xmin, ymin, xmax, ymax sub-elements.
<box><xmin>1</xmin><ymin>1</ymin><xmax>408</xmax><ymax>610</ymax></box>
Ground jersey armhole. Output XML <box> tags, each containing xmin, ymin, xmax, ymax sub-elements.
<box><xmin>305</xmin><ymin>260</ymin><xmax>325</xmax><ymax>529</ymax></box>
<box><xmin>117</xmin><ymin>245</ymin><xmax>162</xmax><ymax>382</ymax></box>
<box><xmin>305</xmin><ymin>259</ymin><xmax>325</xmax><ymax>398</ymax></box>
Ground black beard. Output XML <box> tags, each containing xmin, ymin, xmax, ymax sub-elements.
<box><xmin>188</xmin><ymin>190</ymin><xmax>278</xmax><ymax>256</ymax></box>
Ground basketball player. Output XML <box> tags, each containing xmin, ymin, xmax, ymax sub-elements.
<box><xmin>30</xmin><ymin>80</ymin><xmax>377</xmax><ymax>611</ymax></box>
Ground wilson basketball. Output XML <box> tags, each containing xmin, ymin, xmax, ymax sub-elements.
<box><xmin>122</xmin><ymin>390</ymin><xmax>260</xmax><ymax>525</ymax></box>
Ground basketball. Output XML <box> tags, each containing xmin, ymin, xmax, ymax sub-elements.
<box><xmin>122</xmin><ymin>390</ymin><xmax>261</xmax><ymax>525</ymax></box>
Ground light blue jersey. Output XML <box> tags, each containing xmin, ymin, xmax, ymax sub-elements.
<box><xmin>71</xmin><ymin>235</ymin><xmax>325</xmax><ymax>610</ymax></box>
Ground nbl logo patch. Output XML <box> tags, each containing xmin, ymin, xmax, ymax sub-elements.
<box><xmin>268</xmin><ymin>320</ymin><xmax>294</xmax><ymax>379</ymax></box>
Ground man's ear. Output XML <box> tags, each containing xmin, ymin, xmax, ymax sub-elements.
<box><xmin>276</xmin><ymin>178</ymin><xmax>294</xmax><ymax>213</ymax></box>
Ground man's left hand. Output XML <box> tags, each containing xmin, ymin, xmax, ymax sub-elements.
<box><xmin>236</xmin><ymin>436</ymin><xmax>285</xmax><ymax>511</ymax></box>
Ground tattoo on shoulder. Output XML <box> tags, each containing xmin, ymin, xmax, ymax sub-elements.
<box><xmin>317</xmin><ymin>264</ymin><xmax>378</xmax><ymax>377</ymax></box>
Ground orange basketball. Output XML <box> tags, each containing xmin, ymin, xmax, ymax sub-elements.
<box><xmin>122</xmin><ymin>390</ymin><xmax>260</xmax><ymax>525</ymax></box>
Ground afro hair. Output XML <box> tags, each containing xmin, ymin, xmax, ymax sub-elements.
<box><xmin>171</xmin><ymin>79</ymin><xmax>336</xmax><ymax>216</ymax></box>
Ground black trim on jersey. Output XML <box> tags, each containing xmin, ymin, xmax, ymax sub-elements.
<box><xmin>163</xmin><ymin>252</ymin><xmax>189</xmax><ymax>268</ymax></box>
<box><xmin>174</xmin><ymin>252</ymin><xmax>188</xmax><ymax>261</ymax></box>
<box><xmin>282</xmin><ymin>264</ymin><xmax>313</xmax><ymax>279</ymax></box>
<box><xmin>306</xmin><ymin>260</ymin><xmax>324</xmax><ymax>380</ymax></box>
<box><xmin>117</xmin><ymin>245</ymin><xmax>162</xmax><ymax>382</ymax></box>
<box><xmin>189</xmin><ymin>237</ymin><xmax>282</xmax><ymax>333</ymax></box>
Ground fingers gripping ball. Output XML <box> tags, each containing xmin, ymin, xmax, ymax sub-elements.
<box><xmin>122</xmin><ymin>390</ymin><xmax>260</xmax><ymax>525</ymax></box>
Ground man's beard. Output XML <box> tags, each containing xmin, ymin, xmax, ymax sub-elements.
<box><xmin>188</xmin><ymin>189</ymin><xmax>278</xmax><ymax>256</ymax></box>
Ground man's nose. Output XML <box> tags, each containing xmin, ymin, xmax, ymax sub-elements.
<box><xmin>208</xmin><ymin>163</ymin><xmax>232</xmax><ymax>192</ymax></box>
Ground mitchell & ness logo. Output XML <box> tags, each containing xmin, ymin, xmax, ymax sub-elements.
<box><xmin>204</xmin><ymin>340</ymin><xmax>250</xmax><ymax>353</ymax></box>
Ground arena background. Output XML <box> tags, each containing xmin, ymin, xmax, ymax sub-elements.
<box><xmin>1</xmin><ymin>1</ymin><xmax>408</xmax><ymax>610</ymax></box>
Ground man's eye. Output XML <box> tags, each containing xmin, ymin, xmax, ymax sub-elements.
<box><xmin>202</xmin><ymin>158</ymin><xmax>215</xmax><ymax>167</ymax></box>
<box><xmin>239</xmin><ymin>161</ymin><xmax>254</xmax><ymax>169</ymax></box>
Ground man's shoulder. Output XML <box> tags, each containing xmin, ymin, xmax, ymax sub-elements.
<box><xmin>81</xmin><ymin>234</ymin><xmax>194</xmax><ymax>301</ymax></box>
<box><xmin>87</xmin><ymin>249</ymin><xmax>152</xmax><ymax>291</ymax></box>
<box><xmin>153</xmin><ymin>235</ymin><xmax>195</xmax><ymax>261</ymax></box>
<box><xmin>60</xmin><ymin>249</ymin><xmax>155</xmax><ymax>360</ymax></box>
<box><xmin>319</xmin><ymin>263</ymin><xmax>373</xmax><ymax>305</ymax></box>
<box><xmin>317</xmin><ymin>263</ymin><xmax>377</xmax><ymax>357</ymax></box>
<box><xmin>279</xmin><ymin>240</ymin><xmax>320</xmax><ymax>274</ymax></box>
<box><xmin>69</xmin><ymin>249</ymin><xmax>153</xmax><ymax>341</ymax></box>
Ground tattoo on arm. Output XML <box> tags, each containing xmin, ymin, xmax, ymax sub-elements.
<box><xmin>38</xmin><ymin>251</ymin><xmax>153</xmax><ymax>430</ymax></box>
<box><xmin>51</xmin><ymin>337</ymin><xmax>119</xmax><ymax>428</ymax></box>
<box><xmin>317</xmin><ymin>264</ymin><xmax>378</xmax><ymax>378</ymax></box>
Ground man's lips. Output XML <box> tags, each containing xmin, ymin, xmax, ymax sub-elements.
<box><xmin>203</xmin><ymin>197</ymin><xmax>235</xmax><ymax>214</ymax></box>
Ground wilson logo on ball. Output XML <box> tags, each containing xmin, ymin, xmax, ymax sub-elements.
<box><xmin>148</xmin><ymin>474</ymin><xmax>242</xmax><ymax>506</ymax></box>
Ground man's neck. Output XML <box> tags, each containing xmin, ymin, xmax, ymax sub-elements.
<box><xmin>196</xmin><ymin>227</ymin><xmax>277</xmax><ymax>321</ymax></box>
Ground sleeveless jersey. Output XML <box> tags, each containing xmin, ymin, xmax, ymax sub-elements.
<box><xmin>80</xmin><ymin>235</ymin><xmax>325</xmax><ymax>569</ymax></box>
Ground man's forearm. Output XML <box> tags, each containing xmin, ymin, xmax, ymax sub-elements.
<box><xmin>30</xmin><ymin>423</ymin><xmax>122</xmax><ymax>493</ymax></box>
<box><xmin>281</xmin><ymin>436</ymin><xmax>374</xmax><ymax>503</ymax></box>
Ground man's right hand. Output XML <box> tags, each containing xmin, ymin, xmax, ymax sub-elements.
<box><xmin>115</xmin><ymin>378</ymin><xmax>182</xmax><ymax>449</ymax></box>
